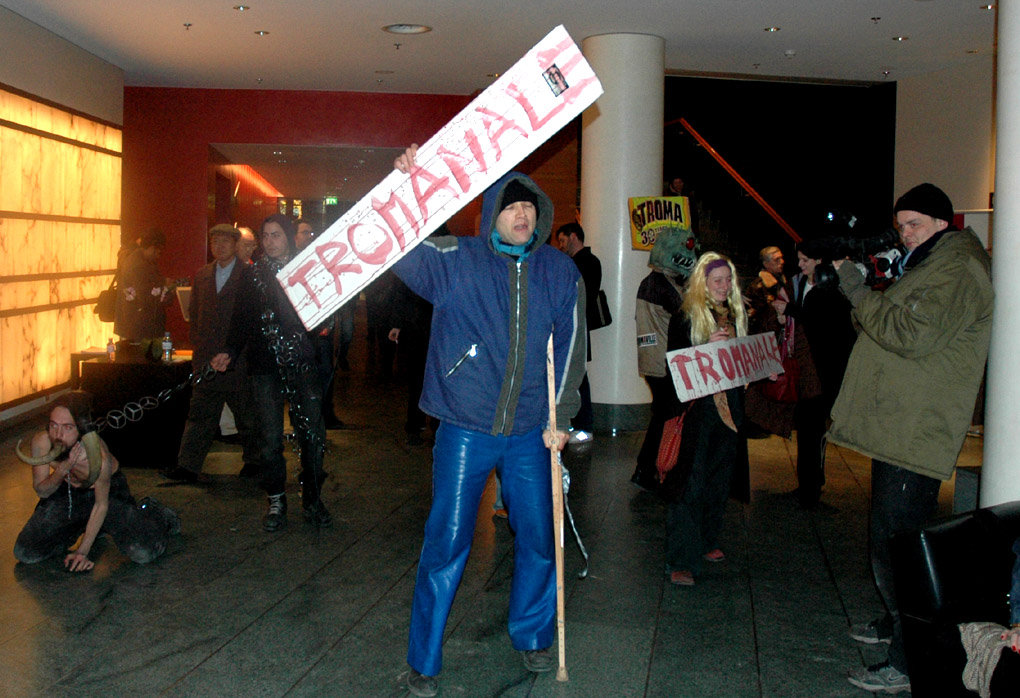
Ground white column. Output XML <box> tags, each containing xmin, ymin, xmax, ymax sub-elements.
<box><xmin>982</xmin><ymin>3</ymin><xmax>1020</xmax><ymax>507</ymax></box>
<box><xmin>580</xmin><ymin>33</ymin><xmax>664</xmax><ymax>432</ymax></box>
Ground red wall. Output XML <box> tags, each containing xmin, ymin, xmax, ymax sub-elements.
<box><xmin>122</xmin><ymin>87</ymin><xmax>472</xmax><ymax>341</ymax></box>
<box><xmin>123</xmin><ymin>87</ymin><xmax>472</xmax><ymax>279</ymax></box>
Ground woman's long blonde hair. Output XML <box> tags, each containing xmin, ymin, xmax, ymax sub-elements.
<box><xmin>681</xmin><ymin>252</ymin><xmax>748</xmax><ymax>344</ymax></box>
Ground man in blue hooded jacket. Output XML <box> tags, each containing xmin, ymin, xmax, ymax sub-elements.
<box><xmin>393</xmin><ymin>147</ymin><xmax>586</xmax><ymax>697</ymax></box>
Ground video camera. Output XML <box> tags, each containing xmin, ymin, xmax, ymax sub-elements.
<box><xmin>820</xmin><ymin>211</ymin><xmax>903</xmax><ymax>288</ymax></box>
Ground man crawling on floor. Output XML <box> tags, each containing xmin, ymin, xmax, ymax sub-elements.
<box><xmin>13</xmin><ymin>390</ymin><xmax>180</xmax><ymax>572</ymax></box>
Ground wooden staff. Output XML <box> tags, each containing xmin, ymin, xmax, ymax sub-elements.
<box><xmin>545</xmin><ymin>334</ymin><xmax>569</xmax><ymax>682</ymax></box>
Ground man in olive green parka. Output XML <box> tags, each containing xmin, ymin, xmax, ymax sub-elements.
<box><xmin>831</xmin><ymin>183</ymin><xmax>993</xmax><ymax>695</ymax></box>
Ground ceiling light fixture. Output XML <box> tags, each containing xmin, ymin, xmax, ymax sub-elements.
<box><xmin>892</xmin><ymin>36</ymin><xmax>909</xmax><ymax>41</ymax></box>
<box><xmin>764</xmin><ymin>27</ymin><xmax>780</xmax><ymax>33</ymax></box>
<box><xmin>255</xmin><ymin>30</ymin><xmax>269</xmax><ymax>36</ymax></box>
<box><xmin>871</xmin><ymin>17</ymin><xmax>881</xmax><ymax>24</ymax></box>
<box><xmin>383</xmin><ymin>24</ymin><xmax>432</xmax><ymax>35</ymax></box>
<box><xmin>183</xmin><ymin>22</ymin><xmax>192</xmax><ymax>30</ymax></box>
<box><xmin>233</xmin><ymin>5</ymin><xmax>250</xmax><ymax>10</ymax></box>
<box><xmin>980</xmin><ymin>3</ymin><xmax>995</xmax><ymax>8</ymax></box>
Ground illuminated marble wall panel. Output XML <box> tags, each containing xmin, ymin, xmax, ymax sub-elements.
<box><xmin>0</xmin><ymin>86</ymin><xmax>120</xmax><ymax>407</ymax></box>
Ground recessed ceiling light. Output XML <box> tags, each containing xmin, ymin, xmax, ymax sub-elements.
<box><xmin>764</xmin><ymin>27</ymin><xmax>780</xmax><ymax>33</ymax></box>
<box><xmin>383</xmin><ymin>24</ymin><xmax>432</xmax><ymax>35</ymax></box>
<box><xmin>892</xmin><ymin>36</ymin><xmax>909</xmax><ymax>41</ymax></box>
<box><xmin>255</xmin><ymin>30</ymin><xmax>269</xmax><ymax>36</ymax></box>
<box><xmin>233</xmin><ymin>5</ymin><xmax>251</xmax><ymax>10</ymax></box>
<box><xmin>981</xmin><ymin>3</ymin><xmax>995</xmax><ymax>8</ymax></box>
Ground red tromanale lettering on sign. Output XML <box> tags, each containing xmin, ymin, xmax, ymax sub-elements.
<box><xmin>276</xmin><ymin>26</ymin><xmax>603</xmax><ymax>330</ymax></box>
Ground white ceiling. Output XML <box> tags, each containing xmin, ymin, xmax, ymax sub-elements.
<box><xmin>0</xmin><ymin>1</ymin><xmax>996</xmax><ymax>202</ymax></box>
<box><xmin>0</xmin><ymin>1</ymin><xmax>997</xmax><ymax>93</ymax></box>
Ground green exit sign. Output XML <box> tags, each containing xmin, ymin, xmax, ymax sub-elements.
<box><xmin>324</xmin><ymin>196</ymin><xmax>339</xmax><ymax>206</ymax></box>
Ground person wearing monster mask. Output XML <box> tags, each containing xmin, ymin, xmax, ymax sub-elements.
<box><xmin>631</xmin><ymin>225</ymin><xmax>697</xmax><ymax>492</ymax></box>
<box><xmin>13</xmin><ymin>391</ymin><xmax>180</xmax><ymax>572</ymax></box>
<box><xmin>393</xmin><ymin>146</ymin><xmax>586</xmax><ymax>697</ymax></box>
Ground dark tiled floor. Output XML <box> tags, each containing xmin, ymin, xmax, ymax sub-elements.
<box><xmin>0</xmin><ymin>347</ymin><xmax>977</xmax><ymax>697</ymax></box>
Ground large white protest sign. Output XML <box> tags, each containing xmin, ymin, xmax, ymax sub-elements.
<box><xmin>277</xmin><ymin>25</ymin><xmax>604</xmax><ymax>330</ymax></box>
<box><xmin>667</xmin><ymin>332</ymin><xmax>785</xmax><ymax>402</ymax></box>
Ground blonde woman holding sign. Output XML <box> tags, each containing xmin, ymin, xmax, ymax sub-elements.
<box><xmin>661</xmin><ymin>252</ymin><xmax>748</xmax><ymax>587</ymax></box>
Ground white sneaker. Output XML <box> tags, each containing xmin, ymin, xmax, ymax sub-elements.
<box><xmin>847</xmin><ymin>662</ymin><xmax>911</xmax><ymax>694</ymax></box>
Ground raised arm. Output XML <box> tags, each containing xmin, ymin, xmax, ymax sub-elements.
<box><xmin>64</xmin><ymin>439</ymin><xmax>115</xmax><ymax>572</ymax></box>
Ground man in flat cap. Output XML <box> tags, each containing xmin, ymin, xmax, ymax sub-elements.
<box><xmin>164</xmin><ymin>224</ymin><xmax>260</xmax><ymax>483</ymax></box>
<box><xmin>829</xmin><ymin>184</ymin><xmax>993</xmax><ymax>694</ymax></box>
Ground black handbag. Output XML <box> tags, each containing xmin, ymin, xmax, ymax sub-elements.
<box><xmin>94</xmin><ymin>274</ymin><xmax>117</xmax><ymax>322</ymax></box>
<box><xmin>590</xmin><ymin>289</ymin><xmax>612</xmax><ymax>330</ymax></box>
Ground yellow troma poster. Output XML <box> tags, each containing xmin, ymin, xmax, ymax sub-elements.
<box><xmin>629</xmin><ymin>196</ymin><xmax>691</xmax><ymax>250</ymax></box>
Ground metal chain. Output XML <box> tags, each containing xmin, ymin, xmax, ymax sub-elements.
<box><xmin>93</xmin><ymin>363</ymin><xmax>218</xmax><ymax>433</ymax></box>
<box><xmin>250</xmin><ymin>258</ymin><xmax>325</xmax><ymax>459</ymax></box>
<box><xmin>88</xmin><ymin>258</ymin><xmax>324</xmax><ymax>468</ymax></box>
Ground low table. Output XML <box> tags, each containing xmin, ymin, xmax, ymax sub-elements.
<box><xmin>79</xmin><ymin>357</ymin><xmax>193</xmax><ymax>470</ymax></box>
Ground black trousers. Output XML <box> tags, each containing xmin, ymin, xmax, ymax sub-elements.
<box><xmin>14</xmin><ymin>471</ymin><xmax>169</xmax><ymax>565</ymax></box>
<box><xmin>251</xmin><ymin>370</ymin><xmax>327</xmax><ymax>503</ymax></box>
<box><xmin>176</xmin><ymin>382</ymin><xmax>259</xmax><ymax>473</ymax></box>
<box><xmin>633</xmin><ymin>375</ymin><xmax>675</xmax><ymax>484</ymax></box>
<box><xmin>793</xmin><ymin>395</ymin><xmax>828</xmax><ymax>506</ymax></box>
<box><xmin>665</xmin><ymin>401</ymin><xmax>737</xmax><ymax>575</ymax></box>
<box><xmin>870</xmin><ymin>459</ymin><xmax>941</xmax><ymax>673</ymax></box>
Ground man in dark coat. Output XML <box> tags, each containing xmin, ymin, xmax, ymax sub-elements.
<box><xmin>114</xmin><ymin>227</ymin><xmax>170</xmax><ymax>343</ymax></box>
<box><xmin>164</xmin><ymin>224</ymin><xmax>260</xmax><ymax>483</ymax></box>
<box><xmin>557</xmin><ymin>222</ymin><xmax>602</xmax><ymax>441</ymax></box>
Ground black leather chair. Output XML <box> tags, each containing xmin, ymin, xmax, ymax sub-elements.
<box><xmin>890</xmin><ymin>500</ymin><xmax>1020</xmax><ymax>697</ymax></box>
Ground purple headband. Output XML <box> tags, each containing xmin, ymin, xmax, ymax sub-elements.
<box><xmin>704</xmin><ymin>258</ymin><xmax>730</xmax><ymax>275</ymax></box>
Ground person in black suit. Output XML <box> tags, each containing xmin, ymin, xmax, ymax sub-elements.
<box><xmin>164</xmin><ymin>224</ymin><xmax>260</xmax><ymax>483</ymax></box>
<box><xmin>556</xmin><ymin>222</ymin><xmax>602</xmax><ymax>441</ymax></box>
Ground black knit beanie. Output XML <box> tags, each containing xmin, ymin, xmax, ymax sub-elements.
<box><xmin>893</xmin><ymin>183</ymin><xmax>954</xmax><ymax>224</ymax></box>
<box><xmin>499</xmin><ymin>179</ymin><xmax>540</xmax><ymax>214</ymax></box>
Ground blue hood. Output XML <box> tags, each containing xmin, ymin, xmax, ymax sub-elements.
<box><xmin>479</xmin><ymin>171</ymin><xmax>555</xmax><ymax>257</ymax></box>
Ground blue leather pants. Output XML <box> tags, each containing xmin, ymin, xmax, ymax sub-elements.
<box><xmin>408</xmin><ymin>423</ymin><xmax>555</xmax><ymax>676</ymax></box>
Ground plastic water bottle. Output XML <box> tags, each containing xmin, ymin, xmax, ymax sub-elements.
<box><xmin>161</xmin><ymin>332</ymin><xmax>173</xmax><ymax>363</ymax></box>
<box><xmin>106</xmin><ymin>338</ymin><xmax>116</xmax><ymax>362</ymax></box>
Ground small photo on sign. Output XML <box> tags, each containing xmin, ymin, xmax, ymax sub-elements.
<box><xmin>543</xmin><ymin>65</ymin><xmax>569</xmax><ymax>96</ymax></box>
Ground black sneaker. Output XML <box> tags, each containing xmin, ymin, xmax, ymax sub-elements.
<box><xmin>160</xmin><ymin>466</ymin><xmax>209</xmax><ymax>484</ymax></box>
<box><xmin>522</xmin><ymin>648</ymin><xmax>555</xmax><ymax>673</ymax></box>
<box><xmin>849</xmin><ymin>620</ymin><xmax>893</xmax><ymax>645</ymax></box>
<box><xmin>139</xmin><ymin>497</ymin><xmax>181</xmax><ymax>535</ymax></box>
<box><xmin>303</xmin><ymin>500</ymin><xmax>333</xmax><ymax>528</ymax></box>
<box><xmin>406</xmin><ymin>669</ymin><xmax>438</xmax><ymax>697</ymax></box>
<box><xmin>262</xmin><ymin>493</ymin><xmax>287</xmax><ymax>532</ymax></box>
<box><xmin>630</xmin><ymin>471</ymin><xmax>659</xmax><ymax>493</ymax></box>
